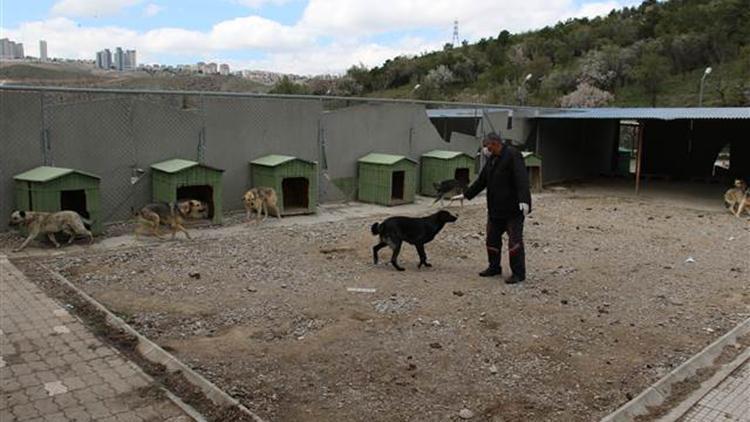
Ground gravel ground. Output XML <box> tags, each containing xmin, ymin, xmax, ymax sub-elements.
<box><xmin>8</xmin><ymin>192</ymin><xmax>750</xmax><ymax>422</ymax></box>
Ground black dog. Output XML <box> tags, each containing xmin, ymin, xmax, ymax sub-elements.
<box><xmin>371</xmin><ymin>210</ymin><xmax>458</xmax><ymax>271</ymax></box>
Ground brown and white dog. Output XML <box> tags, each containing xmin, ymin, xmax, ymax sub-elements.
<box><xmin>724</xmin><ymin>179</ymin><xmax>749</xmax><ymax>217</ymax></box>
<box><xmin>179</xmin><ymin>199</ymin><xmax>209</xmax><ymax>220</ymax></box>
<box><xmin>133</xmin><ymin>201</ymin><xmax>193</xmax><ymax>240</ymax></box>
<box><xmin>243</xmin><ymin>187</ymin><xmax>281</xmax><ymax>222</ymax></box>
<box><xmin>9</xmin><ymin>210</ymin><xmax>94</xmax><ymax>252</ymax></box>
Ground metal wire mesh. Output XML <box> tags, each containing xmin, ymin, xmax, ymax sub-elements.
<box><xmin>1</xmin><ymin>87</ymin><xmax>487</xmax><ymax>227</ymax></box>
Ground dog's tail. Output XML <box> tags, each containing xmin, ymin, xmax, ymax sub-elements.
<box><xmin>81</xmin><ymin>218</ymin><xmax>93</xmax><ymax>230</ymax></box>
<box><xmin>370</xmin><ymin>222</ymin><xmax>380</xmax><ymax>235</ymax></box>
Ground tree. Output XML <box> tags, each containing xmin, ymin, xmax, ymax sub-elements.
<box><xmin>269</xmin><ymin>76</ymin><xmax>309</xmax><ymax>95</ymax></box>
<box><xmin>634</xmin><ymin>50</ymin><xmax>670</xmax><ymax>106</ymax></box>
<box><xmin>559</xmin><ymin>82</ymin><xmax>614</xmax><ymax>107</ymax></box>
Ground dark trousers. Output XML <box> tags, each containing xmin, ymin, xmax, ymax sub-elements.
<box><xmin>486</xmin><ymin>215</ymin><xmax>525</xmax><ymax>278</ymax></box>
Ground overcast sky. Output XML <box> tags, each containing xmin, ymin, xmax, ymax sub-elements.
<box><xmin>0</xmin><ymin>0</ymin><xmax>641</xmax><ymax>75</ymax></box>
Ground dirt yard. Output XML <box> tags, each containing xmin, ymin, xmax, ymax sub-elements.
<box><xmin>8</xmin><ymin>191</ymin><xmax>750</xmax><ymax>421</ymax></box>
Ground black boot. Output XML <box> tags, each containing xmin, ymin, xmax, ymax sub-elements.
<box><xmin>479</xmin><ymin>267</ymin><xmax>502</xmax><ymax>277</ymax></box>
<box><xmin>479</xmin><ymin>248</ymin><xmax>502</xmax><ymax>277</ymax></box>
<box><xmin>504</xmin><ymin>274</ymin><xmax>525</xmax><ymax>284</ymax></box>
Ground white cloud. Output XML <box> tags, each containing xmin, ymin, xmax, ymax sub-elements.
<box><xmin>233</xmin><ymin>37</ymin><xmax>443</xmax><ymax>75</ymax></box>
<box><xmin>143</xmin><ymin>3</ymin><xmax>164</xmax><ymax>17</ymax></box>
<box><xmin>51</xmin><ymin>0</ymin><xmax>143</xmax><ymax>17</ymax></box>
<box><xmin>2</xmin><ymin>15</ymin><xmax>311</xmax><ymax>64</ymax></box>
<box><xmin>233</xmin><ymin>0</ymin><xmax>296</xmax><ymax>8</ymax></box>
<box><xmin>299</xmin><ymin>0</ymin><xmax>638</xmax><ymax>40</ymax></box>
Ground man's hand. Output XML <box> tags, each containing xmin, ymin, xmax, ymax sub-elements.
<box><xmin>519</xmin><ymin>203</ymin><xmax>530</xmax><ymax>216</ymax></box>
<box><xmin>450</xmin><ymin>194</ymin><xmax>465</xmax><ymax>201</ymax></box>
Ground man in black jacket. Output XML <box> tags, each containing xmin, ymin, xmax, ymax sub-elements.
<box><xmin>456</xmin><ymin>132</ymin><xmax>531</xmax><ymax>284</ymax></box>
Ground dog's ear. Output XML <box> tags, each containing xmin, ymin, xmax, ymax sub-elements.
<box><xmin>19</xmin><ymin>210</ymin><xmax>26</xmax><ymax>218</ymax></box>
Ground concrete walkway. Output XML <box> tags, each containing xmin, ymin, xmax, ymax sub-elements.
<box><xmin>0</xmin><ymin>255</ymin><xmax>192</xmax><ymax>422</ymax></box>
<box><xmin>679</xmin><ymin>357</ymin><xmax>750</xmax><ymax>422</ymax></box>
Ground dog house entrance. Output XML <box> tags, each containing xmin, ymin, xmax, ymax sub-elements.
<box><xmin>282</xmin><ymin>177</ymin><xmax>309</xmax><ymax>212</ymax></box>
<box><xmin>391</xmin><ymin>171</ymin><xmax>405</xmax><ymax>200</ymax></box>
<box><xmin>60</xmin><ymin>190</ymin><xmax>89</xmax><ymax>219</ymax></box>
<box><xmin>454</xmin><ymin>167</ymin><xmax>470</xmax><ymax>185</ymax></box>
<box><xmin>177</xmin><ymin>185</ymin><xmax>214</xmax><ymax>219</ymax></box>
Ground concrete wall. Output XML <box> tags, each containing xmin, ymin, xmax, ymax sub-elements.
<box><xmin>0</xmin><ymin>91</ymin><xmax>45</xmax><ymax>228</ymax></box>
<box><xmin>320</xmin><ymin>103</ymin><xmax>476</xmax><ymax>201</ymax></box>
<box><xmin>1</xmin><ymin>91</ymin><xmax>481</xmax><ymax>228</ymax></box>
<box><xmin>477</xmin><ymin>110</ymin><xmax>535</xmax><ymax>148</ymax></box>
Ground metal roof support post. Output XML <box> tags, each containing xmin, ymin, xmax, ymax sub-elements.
<box><xmin>635</xmin><ymin>121</ymin><xmax>644</xmax><ymax>195</ymax></box>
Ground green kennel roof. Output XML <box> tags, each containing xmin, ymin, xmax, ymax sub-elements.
<box><xmin>422</xmin><ymin>150</ymin><xmax>473</xmax><ymax>160</ymax></box>
<box><xmin>250</xmin><ymin>154</ymin><xmax>316</xmax><ymax>167</ymax></box>
<box><xmin>13</xmin><ymin>166</ymin><xmax>100</xmax><ymax>183</ymax></box>
<box><xmin>358</xmin><ymin>153</ymin><xmax>417</xmax><ymax>166</ymax></box>
<box><xmin>151</xmin><ymin>159</ymin><xmax>223</xmax><ymax>173</ymax></box>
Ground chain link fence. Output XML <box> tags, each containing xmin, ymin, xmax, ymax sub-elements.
<box><xmin>1</xmin><ymin>86</ymin><xmax>531</xmax><ymax>229</ymax></box>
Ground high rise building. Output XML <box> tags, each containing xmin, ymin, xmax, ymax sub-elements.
<box><xmin>0</xmin><ymin>38</ymin><xmax>25</xmax><ymax>59</ymax></box>
<box><xmin>14</xmin><ymin>43</ymin><xmax>24</xmax><ymax>59</ymax></box>
<box><xmin>0</xmin><ymin>38</ymin><xmax>11</xmax><ymax>59</ymax></box>
<box><xmin>39</xmin><ymin>40</ymin><xmax>48</xmax><ymax>61</ymax></box>
<box><xmin>124</xmin><ymin>50</ymin><xmax>136</xmax><ymax>70</ymax></box>
<box><xmin>219</xmin><ymin>64</ymin><xmax>230</xmax><ymax>76</ymax></box>
<box><xmin>113</xmin><ymin>47</ymin><xmax>124</xmax><ymax>71</ymax></box>
<box><xmin>96</xmin><ymin>49</ymin><xmax>112</xmax><ymax>69</ymax></box>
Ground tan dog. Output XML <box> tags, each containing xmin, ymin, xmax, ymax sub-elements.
<box><xmin>243</xmin><ymin>187</ymin><xmax>281</xmax><ymax>222</ymax></box>
<box><xmin>724</xmin><ymin>179</ymin><xmax>749</xmax><ymax>217</ymax></box>
<box><xmin>133</xmin><ymin>202</ymin><xmax>192</xmax><ymax>240</ymax></box>
<box><xmin>9</xmin><ymin>210</ymin><xmax>94</xmax><ymax>252</ymax></box>
<box><xmin>179</xmin><ymin>199</ymin><xmax>209</xmax><ymax>220</ymax></box>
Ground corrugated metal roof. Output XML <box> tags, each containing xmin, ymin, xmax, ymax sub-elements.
<box><xmin>14</xmin><ymin>166</ymin><xmax>100</xmax><ymax>182</ymax></box>
<box><xmin>151</xmin><ymin>159</ymin><xmax>224</xmax><ymax>173</ymax></box>
<box><xmin>538</xmin><ymin>107</ymin><xmax>750</xmax><ymax>120</ymax></box>
<box><xmin>358</xmin><ymin>153</ymin><xmax>417</xmax><ymax>165</ymax></box>
<box><xmin>250</xmin><ymin>154</ymin><xmax>316</xmax><ymax>167</ymax></box>
<box><xmin>426</xmin><ymin>108</ymin><xmax>506</xmax><ymax>118</ymax></box>
<box><xmin>422</xmin><ymin>150</ymin><xmax>473</xmax><ymax>160</ymax></box>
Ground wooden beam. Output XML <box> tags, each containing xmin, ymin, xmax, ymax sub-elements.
<box><xmin>635</xmin><ymin>121</ymin><xmax>644</xmax><ymax>195</ymax></box>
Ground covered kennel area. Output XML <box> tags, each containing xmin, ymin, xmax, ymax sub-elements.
<box><xmin>150</xmin><ymin>159</ymin><xmax>224</xmax><ymax>224</ymax></box>
<box><xmin>13</xmin><ymin>166</ymin><xmax>103</xmax><ymax>234</ymax></box>
<box><xmin>249</xmin><ymin>155</ymin><xmax>318</xmax><ymax>215</ymax></box>
<box><xmin>534</xmin><ymin>108</ymin><xmax>750</xmax><ymax>191</ymax></box>
<box><xmin>357</xmin><ymin>153</ymin><xmax>417</xmax><ymax>206</ymax></box>
<box><xmin>419</xmin><ymin>150</ymin><xmax>476</xmax><ymax>197</ymax></box>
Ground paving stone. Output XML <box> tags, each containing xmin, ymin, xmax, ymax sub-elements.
<box><xmin>681</xmin><ymin>359</ymin><xmax>750</xmax><ymax>422</ymax></box>
<box><xmin>0</xmin><ymin>256</ymin><xmax>192</xmax><ymax>421</ymax></box>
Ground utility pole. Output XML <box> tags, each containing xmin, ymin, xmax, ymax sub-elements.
<box><xmin>699</xmin><ymin>66</ymin><xmax>712</xmax><ymax>106</ymax></box>
<box><xmin>452</xmin><ymin>20</ymin><xmax>459</xmax><ymax>46</ymax></box>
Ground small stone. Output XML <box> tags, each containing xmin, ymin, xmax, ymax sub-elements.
<box><xmin>561</xmin><ymin>299</ymin><xmax>568</xmax><ymax>305</ymax></box>
<box><xmin>489</xmin><ymin>365</ymin><xmax>498</xmax><ymax>374</ymax></box>
<box><xmin>189</xmin><ymin>272</ymin><xmax>201</xmax><ymax>279</ymax></box>
<box><xmin>429</xmin><ymin>342</ymin><xmax>442</xmax><ymax>349</ymax></box>
<box><xmin>459</xmin><ymin>409</ymin><xmax>474</xmax><ymax>419</ymax></box>
<box><xmin>281</xmin><ymin>284</ymin><xmax>288</xmax><ymax>289</ymax></box>
<box><xmin>247</xmin><ymin>287</ymin><xmax>257</xmax><ymax>293</ymax></box>
<box><xmin>452</xmin><ymin>290</ymin><xmax>465</xmax><ymax>297</ymax></box>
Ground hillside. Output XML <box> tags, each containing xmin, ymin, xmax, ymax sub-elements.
<box><xmin>0</xmin><ymin>62</ymin><xmax>272</xmax><ymax>93</ymax></box>
<box><xmin>278</xmin><ymin>0</ymin><xmax>750</xmax><ymax>107</ymax></box>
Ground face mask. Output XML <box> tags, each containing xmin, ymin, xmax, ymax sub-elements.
<box><xmin>482</xmin><ymin>146</ymin><xmax>492</xmax><ymax>157</ymax></box>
